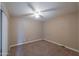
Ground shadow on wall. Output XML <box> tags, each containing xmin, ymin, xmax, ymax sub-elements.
<box><xmin>15</xmin><ymin>22</ymin><xmax>26</xmax><ymax>55</ymax></box>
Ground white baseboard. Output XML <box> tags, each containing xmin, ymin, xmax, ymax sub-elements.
<box><xmin>10</xmin><ymin>38</ymin><xmax>42</xmax><ymax>48</ymax></box>
<box><xmin>9</xmin><ymin>38</ymin><xmax>79</xmax><ymax>53</ymax></box>
<box><xmin>44</xmin><ymin>39</ymin><xmax>79</xmax><ymax>53</ymax></box>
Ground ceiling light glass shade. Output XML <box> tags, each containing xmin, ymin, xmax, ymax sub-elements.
<box><xmin>34</xmin><ymin>13</ymin><xmax>40</xmax><ymax>18</ymax></box>
<box><xmin>33</xmin><ymin>10</ymin><xmax>41</xmax><ymax>18</ymax></box>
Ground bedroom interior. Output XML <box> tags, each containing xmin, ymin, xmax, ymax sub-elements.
<box><xmin>1</xmin><ymin>2</ymin><xmax>79</xmax><ymax>56</ymax></box>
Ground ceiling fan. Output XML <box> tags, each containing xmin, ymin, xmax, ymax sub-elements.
<box><xmin>19</xmin><ymin>3</ymin><xmax>59</xmax><ymax>19</ymax></box>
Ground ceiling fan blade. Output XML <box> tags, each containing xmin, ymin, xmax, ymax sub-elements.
<box><xmin>27</xmin><ymin>3</ymin><xmax>35</xmax><ymax>11</ymax></box>
<box><xmin>39</xmin><ymin>15</ymin><xmax>44</xmax><ymax>19</ymax></box>
<box><xmin>41</xmin><ymin>8</ymin><xmax>58</xmax><ymax>12</ymax></box>
<box><xmin>16</xmin><ymin>13</ymin><xmax>33</xmax><ymax>18</ymax></box>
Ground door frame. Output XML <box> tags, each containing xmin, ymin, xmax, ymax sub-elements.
<box><xmin>1</xmin><ymin>9</ymin><xmax>8</xmax><ymax>56</ymax></box>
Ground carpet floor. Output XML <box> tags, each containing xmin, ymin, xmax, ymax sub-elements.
<box><xmin>9</xmin><ymin>40</ymin><xmax>79</xmax><ymax>56</ymax></box>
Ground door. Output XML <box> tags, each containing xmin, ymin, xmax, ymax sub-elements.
<box><xmin>2</xmin><ymin>10</ymin><xmax>8</xmax><ymax>56</ymax></box>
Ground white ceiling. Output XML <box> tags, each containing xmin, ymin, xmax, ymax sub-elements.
<box><xmin>5</xmin><ymin>2</ymin><xmax>77</xmax><ymax>20</ymax></box>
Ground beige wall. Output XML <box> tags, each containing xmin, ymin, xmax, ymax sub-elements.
<box><xmin>44</xmin><ymin>12</ymin><xmax>78</xmax><ymax>50</ymax></box>
<box><xmin>9</xmin><ymin>12</ymin><xmax>78</xmax><ymax>51</ymax></box>
<box><xmin>9</xmin><ymin>17</ymin><xmax>43</xmax><ymax>45</ymax></box>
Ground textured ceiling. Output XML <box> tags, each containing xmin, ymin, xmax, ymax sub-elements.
<box><xmin>5</xmin><ymin>2</ymin><xmax>77</xmax><ymax>20</ymax></box>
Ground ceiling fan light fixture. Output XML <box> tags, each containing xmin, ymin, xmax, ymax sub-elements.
<box><xmin>34</xmin><ymin>13</ymin><xmax>40</xmax><ymax>18</ymax></box>
<box><xmin>33</xmin><ymin>10</ymin><xmax>41</xmax><ymax>18</ymax></box>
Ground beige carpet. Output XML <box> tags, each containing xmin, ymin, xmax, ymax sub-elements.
<box><xmin>9</xmin><ymin>40</ymin><xmax>79</xmax><ymax>56</ymax></box>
